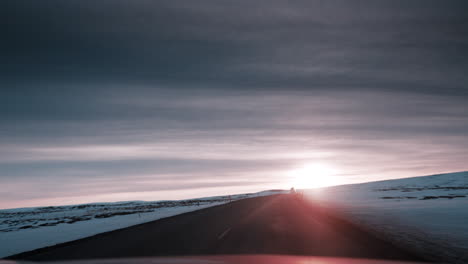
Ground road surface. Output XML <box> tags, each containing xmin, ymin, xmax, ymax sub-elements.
<box><xmin>9</xmin><ymin>194</ymin><xmax>426</xmax><ymax>261</ymax></box>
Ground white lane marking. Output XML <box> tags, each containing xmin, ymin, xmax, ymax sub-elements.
<box><xmin>217</xmin><ymin>227</ymin><xmax>232</xmax><ymax>240</ymax></box>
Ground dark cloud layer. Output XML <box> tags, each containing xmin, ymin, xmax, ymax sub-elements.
<box><xmin>1</xmin><ymin>1</ymin><xmax>467</xmax><ymax>208</ymax></box>
<box><xmin>3</xmin><ymin>1</ymin><xmax>468</xmax><ymax>91</ymax></box>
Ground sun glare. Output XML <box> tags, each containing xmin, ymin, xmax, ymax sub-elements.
<box><xmin>288</xmin><ymin>163</ymin><xmax>339</xmax><ymax>189</ymax></box>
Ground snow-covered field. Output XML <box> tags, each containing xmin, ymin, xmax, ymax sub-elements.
<box><xmin>0</xmin><ymin>190</ymin><xmax>284</xmax><ymax>258</ymax></box>
<box><xmin>305</xmin><ymin>171</ymin><xmax>468</xmax><ymax>263</ymax></box>
<box><xmin>2</xmin><ymin>173</ymin><xmax>467</xmax><ymax>262</ymax></box>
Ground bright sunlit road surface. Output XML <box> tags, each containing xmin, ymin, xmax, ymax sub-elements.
<box><xmin>8</xmin><ymin>195</ymin><xmax>427</xmax><ymax>262</ymax></box>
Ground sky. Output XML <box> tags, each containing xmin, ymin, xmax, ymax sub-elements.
<box><xmin>1</xmin><ymin>0</ymin><xmax>467</xmax><ymax>209</ymax></box>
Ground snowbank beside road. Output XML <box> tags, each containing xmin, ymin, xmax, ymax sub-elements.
<box><xmin>305</xmin><ymin>171</ymin><xmax>468</xmax><ymax>263</ymax></box>
<box><xmin>0</xmin><ymin>190</ymin><xmax>285</xmax><ymax>258</ymax></box>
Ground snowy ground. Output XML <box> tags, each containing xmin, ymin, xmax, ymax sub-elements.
<box><xmin>305</xmin><ymin>171</ymin><xmax>468</xmax><ymax>263</ymax></box>
<box><xmin>3</xmin><ymin>173</ymin><xmax>467</xmax><ymax>263</ymax></box>
<box><xmin>0</xmin><ymin>190</ymin><xmax>284</xmax><ymax>258</ymax></box>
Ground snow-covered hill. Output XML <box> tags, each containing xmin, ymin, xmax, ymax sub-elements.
<box><xmin>0</xmin><ymin>190</ymin><xmax>285</xmax><ymax>258</ymax></box>
<box><xmin>305</xmin><ymin>171</ymin><xmax>468</xmax><ymax>263</ymax></box>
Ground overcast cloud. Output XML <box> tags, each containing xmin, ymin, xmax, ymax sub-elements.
<box><xmin>1</xmin><ymin>0</ymin><xmax>467</xmax><ymax>208</ymax></box>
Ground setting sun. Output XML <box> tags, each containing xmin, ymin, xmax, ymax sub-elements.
<box><xmin>288</xmin><ymin>163</ymin><xmax>339</xmax><ymax>189</ymax></box>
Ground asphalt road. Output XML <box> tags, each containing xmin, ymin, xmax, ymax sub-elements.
<box><xmin>10</xmin><ymin>194</ymin><xmax>426</xmax><ymax>261</ymax></box>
